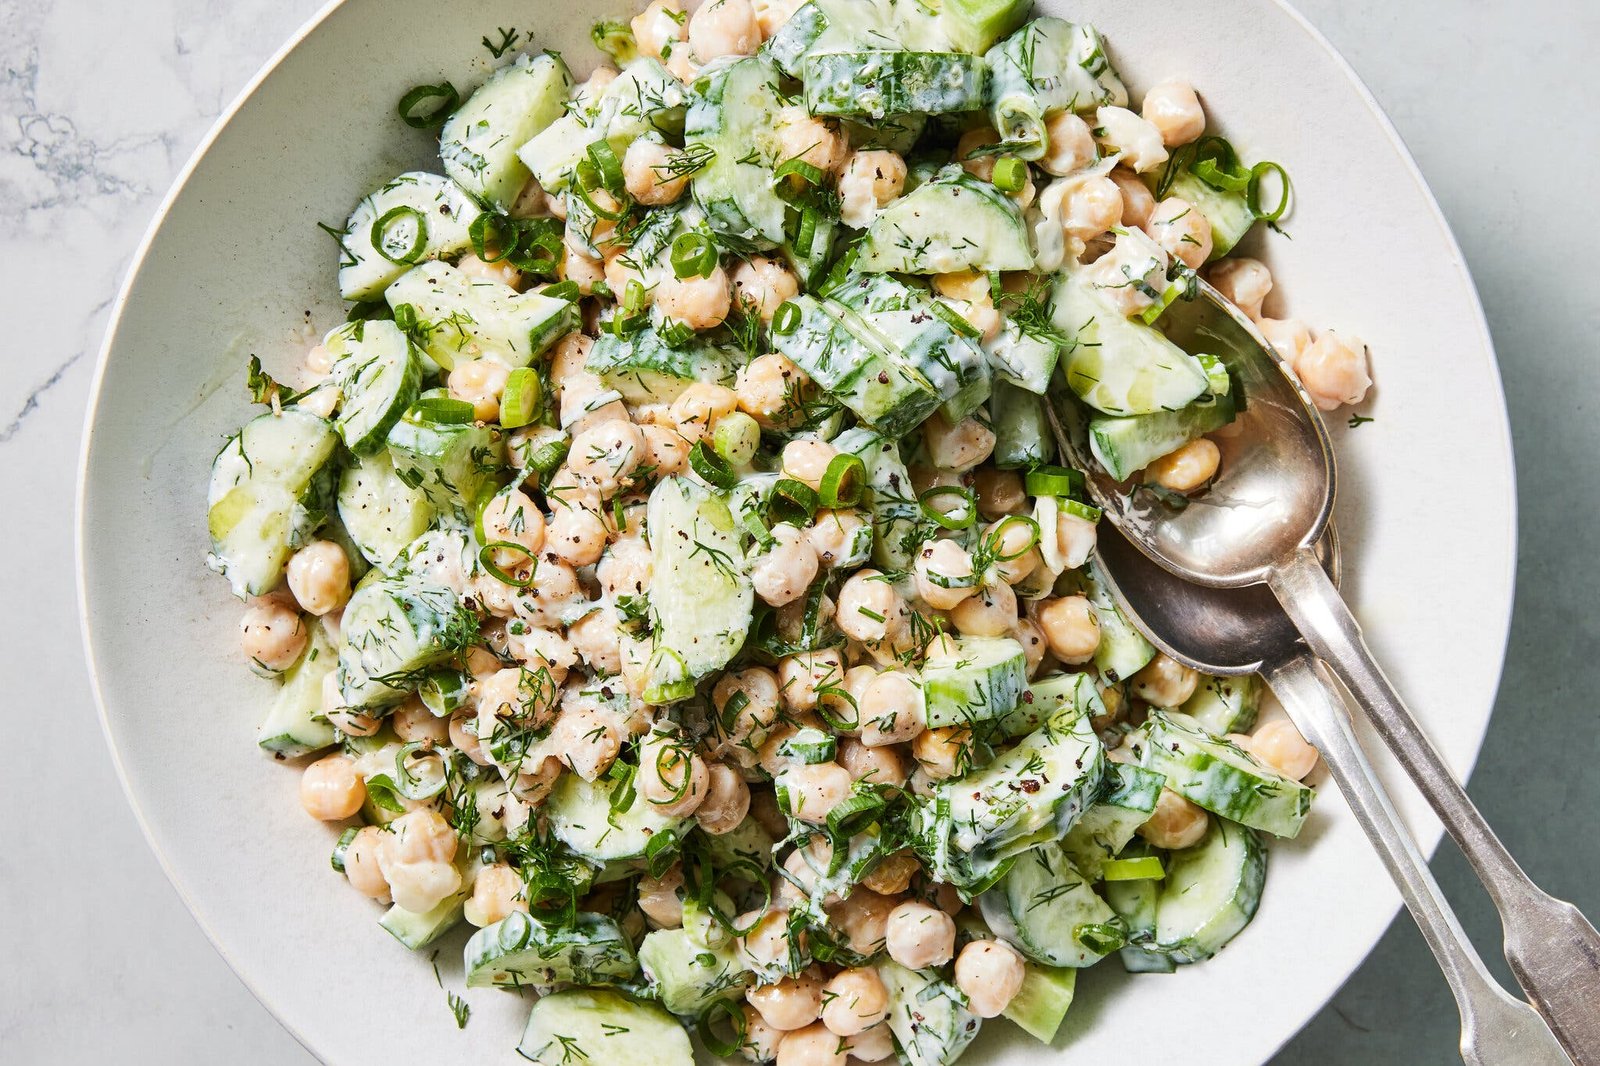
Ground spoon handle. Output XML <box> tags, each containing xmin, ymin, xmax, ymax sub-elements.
<box><xmin>1270</xmin><ymin>549</ymin><xmax>1600</xmax><ymax>1064</ymax></box>
<box><xmin>1262</xmin><ymin>653</ymin><xmax>1569</xmax><ymax>1066</ymax></box>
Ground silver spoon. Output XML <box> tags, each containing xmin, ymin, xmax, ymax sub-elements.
<box><xmin>1048</xmin><ymin>280</ymin><xmax>1600</xmax><ymax>1062</ymax></box>
<box><xmin>1090</xmin><ymin>521</ymin><xmax>1567</xmax><ymax>1065</ymax></box>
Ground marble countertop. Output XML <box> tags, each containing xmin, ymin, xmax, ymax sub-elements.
<box><xmin>5</xmin><ymin>0</ymin><xmax>1597</xmax><ymax>1061</ymax></box>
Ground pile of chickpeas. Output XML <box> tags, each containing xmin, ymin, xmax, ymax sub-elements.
<box><xmin>234</xmin><ymin>2</ymin><xmax>1358</xmax><ymax>1061</ymax></box>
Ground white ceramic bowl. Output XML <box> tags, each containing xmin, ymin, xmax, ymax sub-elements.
<box><xmin>77</xmin><ymin>0</ymin><xmax>1515</xmax><ymax>1062</ymax></box>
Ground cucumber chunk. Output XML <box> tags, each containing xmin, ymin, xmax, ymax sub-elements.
<box><xmin>463</xmin><ymin>909</ymin><xmax>638</xmax><ymax>989</ymax></box>
<box><xmin>336</xmin><ymin>575</ymin><xmax>476</xmax><ymax>710</ymax></box>
<box><xmin>878</xmin><ymin>960</ymin><xmax>981</xmax><ymax>1066</ymax></box>
<box><xmin>639</xmin><ymin>926</ymin><xmax>751</xmax><ymax>1016</ymax></box>
<box><xmin>337</xmin><ymin>173</ymin><xmax>482</xmax><ymax>302</ymax></box>
<box><xmin>764</xmin><ymin>0</ymin><xmax>830</xmax><ymax>76</ymax></box>
<box><xmin>587</xmin><ymin>325</ymin><xmax>740</xmax><ymax>404</ymax></box>
<box><xmin>1182</xmin><ymin>673</ymin><xmax>1262</xmax><ymax>736</ymax></box>
<box><xmin>257</xmin><ymin>616</ymin><xmax>338</xmax><ymax>757</ymax></box>
<box><xmin>546</xmin><ymin>771</ymin><xmax>686</xmax><ymax>863</ymax></box>
<box><xmin>1147</xmin><ymin>169</ymin><xmax>1256</xmax><ymax>260</ymax></box>
<box><xmin>441</xmin><ymin>52</ymin><xmax>572</xmax><ymax>208</ymax></box>
<box><xmin>802</xmin><ymin>51</ymin><xmax>988</xmax><ymax>121</ymax></box>
<box><xmin>919</xmin><ymin>635</ymin><xmax>1028</xmax><ymax>730</ymax></box>
<box><xmin>1103</xmin><ymin>844</ymin><xmax>1175</xmax><ymax>973</ymax></box>
<box><xmin>206</xmin><ymin>408</ymin><xmax>339</xmax><ymax>599</ymax></box>
<box><xmin>940</xmin><ymin>0</ymin><xmax>1032</xmax><ymax>54</ymax></box>
<box><xmin>518</xmin><ymin>59</ymin><xmax>686</xmax><ymax>193</ymax></box>
<box><xmin>980</xmin><ymin>843</ymin><xmax>1119</xmax><ymax>968</ymax></box>
<box><xmin>517</xmin><ymin>989</ymin><xmax>693</xmax><ymax>1066</ymax></box>
<box><xmin>985</xmin><ymin>19</ymin><xmax>1126</xmax><ymax>159</ymax></box>
<box><xmin>833</xmin><ymin>429</ymin><xmax>921</xmax><ymax>572</ymax></box>
<box><xmin>386</xmin><ymin>414</ymin><xmax>504</xmax><ymax>520</ymax></box>
<box><xmin>986</xmin><ymin>320</ymin><xmax>1061</xmax><ymax>395</ymax></box>
<box><xmin>1001</xmin><ymin>670</ymin><xmax>1104</xmax><ymax>739</ymax></box>
<box><xmin>379</xmin><ymin>871</ymin><xmax>469</xmax><ymax>950</ymax></box>
<box><xmin>1088</xmin><ymin>390</ymin><xmax>1238</xmax><ymax>481</ymax></box>
<box><xmin>1136</xmin><ymin>710</ymin><xmax>1313</xmax><ymax>838</ymax></box>
<box><xmin>326</xmin><ymin>319</ymin><xmax>422</xmax><ymax>456</ymax></box>
<box><xmin>1154</xmin><ymin>817</ymin><xmax>1266</xmax><ymax>962</ymax></box>
<box><xmin>990</xmin><ymin>380</ymin><xmax>1054</xmax><ymax>469</ymax></box>
<box><xmin>336</xmin><ymin>450</ymin><xmax>435</xmax><ymax>568</ymax></box>
<box><xmin>685</xmin><ymin>55</ymin><xmax>790</xmax><ymax>248</ymax></box>
<box><xmin>1001</xmin><ymin>961</ymin><xmax>1076</xmax><ymax>1042</ymax></box>
<box><xmin>1053</xmin><ymin>268</ymin><xmax>1210</xmax><ymax>417</ymax></box>
<box><xmin>1060</xmin><ymin>762</ymin><xmax>1165</xmax><ymax>880</ymax></box>
<box><xmin>385</xmin><ymin>260</ymin><xmax>575</xmax><ymax>370</ymax></box>
<box><xmin>860</xmin><ymin>169</ymin><xmax>1033</xmax><ymax>273</ymax></box>
<box><xmin>644</xmin><ymin>477</ymin><xmax>754</xmax><ymax>700</ymax></box>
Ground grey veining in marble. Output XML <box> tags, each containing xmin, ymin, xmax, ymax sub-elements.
<box><xmin>3</xmin><ymin>0</ymin><xmax>1596</xmax><ymax>1063</ymax></box>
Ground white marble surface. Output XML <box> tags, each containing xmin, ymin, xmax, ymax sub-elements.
<box><xmin>4</xmin><ymin>0</ymin><xmax>1597</xmax><ymax>1062</ymax></box>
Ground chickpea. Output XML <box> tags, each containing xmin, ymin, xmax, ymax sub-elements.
<box><xmin>782</xmin><ymin>439</ymin><xmax>839</xmax><ymax>491</ymax></box>
<box><xmin>779</xmin><ymin>648</ymin><xmax>845</xmax><ymax>713</ymax></box>
<box><xmin>845</xmin><ymin>1024</ymin><xmax>896</xmax><ymax>1063</ymax></box>
<box><xmin>566</xmin><ymin>420</ymin><xmax>646</xmax><ymax>499</ymax></box>
<box><xmin>1207</xmin><ymin>257</ymin><xmax>1273</xmax><ymax>321</ymax></box>
<box><xmin>639</xmin><ymin>733</ymin><xmax>711</xmax><ymax>817</ymax></box>
<box><xmin>456</xmin><ymin>252</ymin><xmax>521</xmax><ymax>290</ymax></box>
<box><xmin>885</xmin><ymin>901</ymin><xmax>956</xmax><ymax>969</ymax></box>
<box><xmin>742</xmin><ymin>1003</ymin><xmax>785</xmax><ymax>1063</ymax></box>
<box><xmin>753</xmin><ymin>0</ymin><xmax>806</xmax><ymax>39</ymax></box>
<box><xmin>1054</xmin><ymin>510</ymin><xmax>1098</xmax><ymax>570</ymax></box>
<box><xmin>957</xmin><ymin>126</ymin><xmax>1000</xmax><ymax>182</ymax></box>
<box><xmin>1238</xmin><ymin>719</ymin><xmax>1319</xmax><ymax>780</ymax></box>
<box><xmin>983</xmin><ymin>518</ymin><xmax>1042</xmax><ymax>585</ymax></box>
<box><xmin>1292</xmin><ymin>330</ymin><xmax>1372</xmax><ymax>411</ymax></box>
<box><xmin>1094</xmin><ymin>105</ymin><xmax>1168</xmax><ymax>173</ymax></box>
<box><xmin>637</xmin><ymin>423</ymin><xmax>689</xmax><ymax>477</ymax></box>
<box><xmin>1142</xmin><ymin>78</ymin><xmax>1206</xmax><ymax>147</ymax></box>
<box><xmin>1063</xmin><ymin>174</ymin><xmax>1124</xmax><ymax>243</ymax></box>
<box><xmin>837</xmin><ymin>737</ymin><xmax>910</xmax><ymax>789</ymax></box>
<box><xmin>732</xmin><ymin>257</ymin><xmax>801</xmax><ymax>323</ymax></box>
<box><xmin>670</xmin><ymin>381</ymin><xmax>740</xmax><ymax>443</ymax></box>
<box><xmin>552</xmin><ymin>703</ymin><xmax>623</xmax><ymax>781</ymax></box>
<box><xmin>1131</xmin><ymin>652</ymin><xmax>1200</xmax><ymax>707</ymax></box>
<box><xmin>690</xmin><ymin>0</ymin><xmax>759</xmax><ymax>63</ymax></box>
<box><xmin>777</xmin><ymin>1022</ymin><xmax>847</xmax><ymax>1066</ymax></box>
<box><xmin>343</xmin><ymin>825</ymin><xmax>390</xmax><ymax>899</ymax></box>
<box><xmin>240</xmin><ymin>597</ymin><xmax>307</xmax><ymax>673</ymax></box>
<box><xmin>623</xmin><ymin>136</ymin><xmax>691</xmax><ymax>206</ymax></box>
<box><xmin>284</xmin><ymin>540</ymin><xmax>350</xmax><ymax>617</ymax></box>
<box><xmin>738</xmin><ymin>907</ymin><xmax>796</xmax><ymax>970</ymax></box>
<box><xmin>750</xmin><ymin>971</ymin><xmax>825</xmax><ymax>1031</ymax></box>
<box><xmin>448</xmin><ymin>358</ymin><xmax>511</xmax><ymax>422</ymax></box>
<box><xmin>480</xmin><ymin>485</ymin><xmax>545</xmax><ymax>561</ymax></box>
<box><xmin>861</xmin><ymin>850</ymin><xmax>918</xmax><ymax>897</ymax></box>
<box><xmin>299</xmin><ymin>754</ymin><xmax>365</xmax><ymax>821</ymax></box>
<box><xmin>513</xmin><ymin>756</ymin><xmax>564</xmax><ymax>808</ymax></box>
<box><xmin>808</xmin><ymin>509</ymin><xmax>869</xmax><ymax>568</ymax></box>
<box><xmin>638</xmin><ymin>865</ymin><xmax>685</xmax><ymax>928</ymax></box>
<box><xmin>737</xmin><ymin>352</ymin><xmax>810</xmax><ymax>428</ymax></box>
<box><xmin>912</xmin><ymin>725</ymin><xmax>970</xmax><ymax>781</ymax></box>
<box><xmin>775</xmin><ymin>106</ymin><xmax>849</xmax><ymax>175</ymax></box>
<box><xmin>1146</xmin><ymin>437</ymin><xmax>1221</xmax><ymax>494</ymax></box>
<box><xmin>781</xmin><ymin>760</ymin><xmax>853</xmax><ymax>823</ymax></box>
<box><xmin>1109</xmin><ymin>166</ymin><xmax>1156</xmax><ymax>228</ymax></box>
<box><xmin>974</xmin><ymin>466</ymin><xmax>1026</xmax><ymax>519</ymax></box>
<box><xmin>914</xmin><ymin>538</ymin><xmax>976</xmax><ymax>611</ymax></box>
<box><xmin>392</xmin><ymin>700</ymin><xmax>450</xmax><ymax>747</ymax></box>
<box><xmin>558</xmin><ymin>240</ymin><xmax>605</xmax><ymax>296</ymax></box>
<box><xmin>821</xmin><ymin>967</ymin><xmax>889</xmax><ymax>1036</ymax></box>
<box><xmin>1037</xmin><ymin>595</ymin><xmax>1100</xmax><ymax>664</ymax></box>
<box><xmin>692</xmin><ymin>762</ymin><xmax>750</xmax><ymax>835</ymax></box>
<box><xmin>599</xmin><ymin>535</ymin><xmax>653</xmax><ymax>601</ymax></box>
<box><xmin>376</xmin><ymin>808</ymin><xmax>461</xmax><ymax>913</ymax></box>
<box><xmin>1258</xmin><ymin>316</ymin><xmax>1313</xmax><ymax>365</ymax></box>
<box><xmin>952</xmin><ymin>294</ymin><xmax>1003</xmax><ymax>344</ymax></box>
<box><xmin>1012</xmin><ymin>617</ymin><xmax>1048</xmax><ymax>675</ymax></box>
<box><xmin>632</xmin><ymin>0</ymin><xmax>687</xmax><ymax>60</ymax></box>
<box><xmin>921</xmin><ymin>412</ymin><xmax>995</xmax><ymax>472</ymax></box>
<box><xmin>545</xmin><ymin>496</ymin><xmax>608</xmax><ymax>567</ymax></box>
<box><xmin>954</xmin><ymin>939</ymin><xmax>1026</xmax><ymax>1018</ymax></box>
<box><xmin>820</xmin><ymin>889</ymin><xmax>891</xmax><ymax>957</ymax></box>
<box><xmin>836</xmin><ymin>570</ymin><xmax>908</xmax><ymax>644</ymax></box>
<box><xmin>838</xmin><ymin>150</ymin><xmax>908</xmax><ymax>228</ymax></box>
<box><xmin>464</xmin><ymin>863</ymin><xmax>528</xmax><ymax>927</ymax></box>
<box><xmin>753</xmin><ymin>523</ymin><xmax>821</xmax><ymax>608</ymax></box>
<box><xmin>1145</xmin><ymin>196</ymin><xmax>1213</xmax><ymax>270</ymax></box>
<box><xmin>950</xmin><ymin>579</ymin><xmax>1018</xmax><ymax>638</ymax></box>
<box><xmin>858</xmin><ymin>671</ymin><xmax>924</xmax><ymax>747</ymax></box>
<box><xmin>1140</xmin><ymin>788</ymin><xmax>1210</xmax><ymax>849</ymax></box>
<box><xmin>658</xmin><ymin>263</ymin><xmax>733</xmax><ymax>331</ymax></box>
<box><xmin>476</xmin><ymin>666</ymin><xmax>560</xmax><ymax>732</ymax></box>
<box><xmin>1039</xmin><ymin>110</ymin><xmax>1096</xmax><ymax>177</ymax></box>
<box><xmin>568</xmin><ymin>607</ymin><xmax>622</xmax><ymax>675</ymax></box>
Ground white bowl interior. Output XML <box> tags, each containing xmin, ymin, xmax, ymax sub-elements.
<box><xmin>79</xmin><ymin>0</ymin><xmax>1514</xmax><ymax>1062</ymax></box>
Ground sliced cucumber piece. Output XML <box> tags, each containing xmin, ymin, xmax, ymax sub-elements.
<box><xmin>833</xmin><ymin>429</ymin><xmax>921</xmax><ymax>572</ymax></box>
<box><xmin>1088</xmin><ymin>389</ymin><xmax>1237</xmax><ymax>481</ymax></box>
<box><xmin>1103</xmin><ymin>844</ymin><xmax>1175</xmax><ymax>973</ymax></box>
<box><xmin>441</xmin><ymin>52</ymin><xmax>572</xmax><ymax>208</ymax></box>
<box><xmin>860</xmin><ymin>169</ymin><xmax>1033</xmax><ymax>273</ymax></box>
<box><xmin>386</xmin><ymin>414</ymin><xmax>504</xmax><ymax>520</ymax></box>
<box><xmin>644</xmin><ymin>477</ymin><xmax>753</xmax><ymax>699</ymax></box>
<box><xmin>336</xmin><ymin>450</ymin><xmax>435</xmax><ymax>569</ymax></box>
<box><xmin>991</xmin><ymin>380</ymin><xmax>1053</xmax><ymax>469</ymax></box>
<box><xmin>878</xmin><ymin>960</ymin><xmax>981</xmax><ymax>1066</ymax></box>
<box><xmin>379</xmin><ymin>872</ymin><xmax>469</xmax><ymax>950</ymax></box>
<box><xmin>639</xmin><ymin>926</ymin><xmax>751</xmax><ymax>1016</ymax></box>
<box><xmin>1146</xmin><ymin>169</ymin><xmax>1256</xmax><ymax>260</ymax></box>
<box><xmin>546</xmin><ymin>771</ymin><xmax>686</xmax><ymax>863</ymax></box>
<box><xmin>1136</xmin><ymin>710</ymin><xmax>1313</xmax><ymax>838</ymax></box>
<box><xmin>587</xmin><ymin>325</ymin><xmax>740</xmax><ymax>404</ymax></box>
<box><xmin>986</xmin><ymin>19</ymin><xmax>1126</xmax><ymax>159</ymax></box>
<box><xmin>518</xmin><ymin>58</ymin><xmax>686</xmax><ymax>193</ymax></box>
<box><xmin>685</xmin><ymin>55</ymin><xmax>789</xmax><ymax>248</ymax></box>
<box><xmin>763</xmin><ymin>0</ymin><xmax>830</xmax><ymax>76</ymax></box>
<box><xmin>206</xmin><ymin>409</ymin><xmax>339</xmax><ymax>599</ymax></box>
<box><xmin>1001</xmin><ymin>670</ymin><xmax>1104</xmax><ymax>739</ymax></box>
<box><xmin>463</xmin><ymin>909</ymin><xmax>637</xmax><ymax>989</ymax></box>
<box><xmin>386</xmin><ymin>260</ymin><xmax>574</xmax><ymax>371</ymax></box>
<box><xmin>326</xmin><ymin>319</ymin><xmax>422</xmax><ymax>455</ymax></box>
<box><xmin>941</xmin><ymin>0</ymin><xmax>1032</xmax><ymax>54</ymax></box>
<box><xmin>337</xmin><ymin>173</ymin><xmax>482</xmax><ymax>302</ymax></box>
<box><xmin>1053</xmin><ymin>268</ymin><xmax>1210</xmax><ymax>417</ymax></box>
<box><xmin>1154</xmin><ymin>817</ymin><xmax>1265</xmax><ymax>962</ymax></box>
<box><xmin>517</xmin><ymin>989</ymin><xmax>693</xmax><ymax>1066</ymax></box>
<box><xmin>980</xmin><ymin>843</ymin><xmax>1119</xmax><ymax>968</ymax></box>
<box><xmin>802</xmin><ymin>51</ymin><xmax>987</xmax><ymax>121</ymax></box>
<box><xmin>1182</xmin><ymin>673</ymin><xmax>1262</xmax><ymax>736</ymax></box>
<box><xmin>1060</xmin><ymin>762</ymin><xmax>1165</xmax><ymax>880</ymax></box>
<box><xmin>336</xmin><ymin>575</ymin><xmax>475</xmax><ymax>710</ymax></box>
<box><xmin>1001</xmin><ymin>961</ymin><xmax>1076</xmax><ymax>1042</ymax></box>
<box><xmin>986</xmin><ymin>320</ymin><xmax>1060</xmax><ymax>394</ymax></box>
<box><xmin>920</xmin><ymin>635</ymin><xmax>1028</xmax><ymax>730</ymax></box>
<box><xmin>257</xmin><ymin>616</ymin><xmax>338</xmax><ymax>757</ymax></box>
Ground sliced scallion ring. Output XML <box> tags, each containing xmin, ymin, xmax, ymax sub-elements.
<box><xmin>1191</xmin><ymin>157</ymin><xmax>1249</xmax><ymax>193</ymax></box>
<box><xmin>919</xmin><ymin>484</ymin><xmax>977</xmax><ymax>529</ymax></box>
<box><xmin>571</xmin><ymin>176</ymin><xmax>627</xmax><ymax>221</ymax></box>
<box><xmin>370</xmin><ymin>205</ymin><xmax>428</xmax><ymax>265</ymax></box>
<box><xmin>499</xmin><ymin>368</ymin><xmax>543</xmax><ymax>429</ymax></box>
<box><xmin>586</xmin><ymin>139</ymin><xmax>625</xmax><ymax>197</ymax></box>
<box><xmin>670</xmin><ymin>232</ymin><xmax>718</xmax><ymax>279</ymax></box>
<box><xmin>409</xmin><ymin>395</ymin><xmax>476</xmax><ymax>424</ymax></box>
<box><xmin>393</xmin><ymin>742</ymin><xmax>448</xmax><ymax>800</ymax></box>
<box><xmin>985</xmin><ymin>513</ymin><xmax>1041</xmax><ymax>561</ymax></box>
<box><xmin>397</xmin><ymin>81</ymin><xmax>459</xmax><ymax>129</ymax></box>
<box><xmin>478</xmin><ymin>540</ymin><xmax>537</xmax><ymax>587</ymax></box>
<box><xmin>697</xmin><ymin>999</ymin><xmax>748</xmax><ymax>1059</ymax></box>
<box><xmin>992</xmin><ymin>155</ymin><xmax>1027</xmax><ymax>193</ymax></box>
<box><xmin>1060</xmin><ymin>497</ymin><xmax>1103</xmax><ymax>523</ymax></box>
<box><xmin>1102</xmin><ymin>855</ymin><xmax>1165</xmax><ymax>881</ymax></box>
<box><xmin>658</xmin><ymin>317</ymin><xmax>698</xmax><ymax>348</ymax></box>
<box><xmin>468</xmin><ymin>212</ymin><xmax>516</xmax><ymax>263</ymax></box>
<box><xmin>528</xmin><ymin>437</ymin><xmax>570</xmax><ymax>480</ymax></box>
<box><xmin>741</xmin><ymin>508</ymin><xmax>776</xmax><ymax>550</ymax></box>
<box><xmin>772</xmin><ymin>300</ymin><xmax>802</xmax><ymax>335</ymax></box>
<box><xmin>818</xmin><ymin>452</ymin><xmax>866</xmax><ymax>508</ymax></box>
<box><xmin>1247</xmin><ymin>161</ymin><xmax>1292</xmax><ymax>222</ymax></box>
<box><xmin>540</xmin><ymin>279</ymin><xmax>580</xmax><ymax>302</ymax></box>
<box><xmin>1025</xmin><ymin>464</ymin><xmax>1085</xmax><ymax>499</ymax></box>
<box><xmin>773</xmin><ymin>157</ymin><xmax>827</xmax><ymax>188</ymax></box>
<box><xmin>712</xmin><ymin>411</ymin><xmax>760</xmax><ymax>466</ymax></box>
<box><xmin>689</xmin><ymin>440</ymin><xmax>738</xmax><ymax>490</ymax></box>
<box><xmin>769</xmin><ymin>478</ymin><xmax>820</xmax><ymax>526</ymax></box>
<box><xmin>792</xmin><ymin>205</ymin><xmax>820</xmax><ymax>257</ymax></box>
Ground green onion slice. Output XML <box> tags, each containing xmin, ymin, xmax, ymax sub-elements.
<box><xmin>370</xmin><ymin>205</ymin><xmax>428</xmax><ymax>265</ymax></box>
<box><xmin>571</xmin><ymin>177</ymin><xmax>627</xmax><ymax>221</ymax></box>
<box><xmin>499</xmin><ymin>368</ymin><xmax>542</xmax><ymax>429</ymax></box>
<box><xmin>1074</xmin><ymin>922</ymin><xmax>1128</xmax><ymax>954</ymax></box>
<box><xmin>528</xmin><ymin>437</ymin><xmax>570</xmax><ymax>480</ymax></box>
<box><xmin>697</xmin><ymin>999</ymin><xmax>747</xmax><ymax>1059</ymax></box>
<box><xmin>419</xmin><ymin>670</ymin><xmax>470</xmax><ymax>717</ymax></box>
<box><xmin>468</xmin><ymin>212</ymin><xmax>516</xmax><ymax>263</ymax></box>
<box><xmin>984</xmin><ymin>513</ymin><xmax>1041</xmax><ymax>561</ymax></box>
<box><xmin>1060</xmin><ymin>498</ymin><xmax>1103</xmax><ymax>523</ymax></box>
<box><xmin>772</xmin><ymin>300</ymin><xmax>802</xmax><ymax>335</ymax></box>
<box><xmin>689</xmin><ymin>440</ymin><xmax>738</xmax><ymax>490</ymax></box>
<box><xmin>1247</xmin><ymin>161</ymin><xmax>1292</xmax><ymax>222</ymax></box>
<box><xmin>670</xmin><ymin>232</ymin><xmax>718</xmax><ymax>279</ymax></box>
<box><xmin>397</xmin><ymin>82</ymin><xmax>459</xmax><ymax>129</ymax></box>
<box><xmin>712</xmin><ymin>411</ymin><xmax>760</xmax><ymax>467</ymax></box>
<box><xmin>769</xmin><ymin>478</ymin><xmax>820</xmax><ymax>526</ymax></box>
<box><xmin>541</xmin><ymin>279</ymin><xmax>580</xmax><ymax>302</ymax></box>
<box><xmin>409</xmin><ymin>395</ymin><xmax>476</xmax><ymax>424</ymax></box>
<box><xmin>774</xmin><ymin>157</ymin><xmax>827</xmax><ymax>188</ymax></box>
<box><xmin>992</xmin><ymin>155</ymin><xmax>1027</xmax><ymax>193</ymax></box>
<box><xmin>478</xmin><ymin>540</ymin><xmax>537</xmax><ymax>588</ymax></box>
<box><xmin>586</xmin><ymin>139</ymin><xmax>625</xmax><ymax>196</ymax></box>
<box><xmin>393</xmin><ymin>742</ymin><xmax>448</xmax><ymax>800</ymax></box>
<box><xmin>818</xmin><ymin>453</ymin><xmax>866</xmax><ymax>509</ymax></box>
<box><xmin>741</xmin><ymin>507</ymin><xmax>776</xmax><ymax>550</ymax></box>
<box><xmin>658</xmin><ymin>318</ymin><xmax>698</xmax><ymax>348</ymax></box>
<box><xmin>1025</xmin><ymin>465</ymin><xmax>1085</xmax><ymax>499</ymax></box>
<box><xmin>1102</xmin><ymin>855</ymin><xmax>1165</xmax><ymax>881</ymax></box>
<box><xmin>919</xmin><ymin>484</ymin><xmax>977</xmax><ymax>529</ymax></box>
<box><xmin>792</xmin><ymin>205</ymin><xmax>820</xmax><ymax>258</ymax></box>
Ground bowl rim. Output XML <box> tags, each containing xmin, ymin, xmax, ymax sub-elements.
<box><xmin>73</xmin><ymin>1</ymin><xmax>1519</xmax><ymax>1062</ymax></box>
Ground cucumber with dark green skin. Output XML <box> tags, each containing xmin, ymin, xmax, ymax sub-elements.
<box><xmin>586</xmin><ymin>325</ymin><xmax>739</xmax><ymax>404</ymax></box>
<box><xmin>991</xmin><ymin>379</ymin><xmax>1054</xmax><ymax>469</ymax></box>
<box><xmin>833</xmin><ymin>428</ymin><xmax>922</xmax><ymax>572</ymax></box>
<box><xmin>336</xmin><ymin>574</ymin><xmax>478</xmax><ymax>710</ymax></box>
<box><xmin>985</xmin><ymin>18</ymin><xmax>1127</xmax><ymax>159</ymax></box>
<box><xmin>1104</xmin><ymin>842</ymin><xmax>1176</xmax><ymax>973</ymax></box>
<box><xmin>1135</xmin><ymin>710</ymin><xmax>1313</xmax><ymax>838</ymax></box>
<box><xmin>920</xmin><ymin>635</ymin><xmax>1029</xmax><ymax>730</ymax></box>
<box><xmin>257</xmin><ymin>616</ymin><xmax>339</xmax><ymax>757</ymax></box>
<box><xmin>979</xmin><ymin>841</ymin><xmax>1120</xmax><ymax>967</ymax></box>
<box><xmin>385</xmin><ymin>260</ymin><xmax>574</xmax><ymax>371</ymax></box>
<box><xmin>464</xmin><ymin>910</ymin><xmax>638</xmax><ymax>989</ymax></box>
<box><xmin>336</xmin><ymin>450</ymin><xmax>434</xmax><ymax>569</ymax></box>
<box><xmin>1060</xmin><ymin>762</ymin><xmax>1165</xmax><ymax>879</ymax></box>
<box><xmin>1088</xmin><ymin>389</ymin><xmax>1238</xmax><ymax>481</ymax></box>
<box><xmin>385</xmin><ymin>414</ymin><xmax>504</xmax><ymax>521</ymax></box>
<box><xmin>1154</xmin><ymin>816</ymin><xmax>1267</xmax><ymax>962</ymax></box>
<box><xmin>763</xmin><ymin>0</ymin><xmax>830</xmax><ymax>76</ymax></box>
<box><xmin>545</xmin><ymin>765</ymin><xmax>687</xmax><ymax>863</ymax></box>
<box><xmin>985</xmin><ymin>320</ymin><xmax>1060</xmax><ymax>395</ymax></box>
<box><xmin>860</xmin><ymin>169</ymin><xmax>1034</xmax><ymax>273</ymax></box>
<box><xmin>440</xmin><ymin>51</ymin><xmax>572</xmax><ymax>209</ymax></box>
<box><xmin>878</xmin><ymin>961</ymin><xmax>982</xmax><ymax>1066</ymax></box>
<box><xmin>327</xmin><ymin>319</ymin><xmax>422</xmax><ymax>456</ymax></box>
<box><xmin>1000</xmin><ymin>670</ymin><xmax>1105</xmax><ymax>738</ymax></box>
<box><xmin>802</xmin><ymin>51</ymin><xmax>988</xmax><ymax>121</ymax></box>
<box><xmin>639</xmin><ymin>926</ymin><xmax>751</xmax><ymax>1016</ymax></box>
<box><xmin>517</xmin><ymin>58</ymin><xmax>685</xmax><ymax>194</ymax></box>
<box><xmin>1182</xmin><ymin>673</ymin><xmax>1263</xmax><ymax>736</ymax></box>
<box><xmin>684</xmin><ymin>55</ymin><xmax>789</xmax><ymax>249</ymax></box>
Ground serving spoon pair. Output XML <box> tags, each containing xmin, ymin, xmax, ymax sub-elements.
<box><xmin>1043</xmin><ymin>281</ymin><xmax>1600</xmax><ymax>1065</ymax></box>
